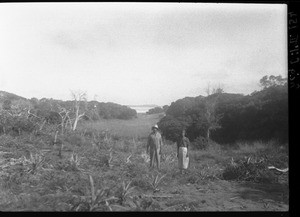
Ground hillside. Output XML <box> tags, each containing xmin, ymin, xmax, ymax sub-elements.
<box><xmin>158</xmin><ymin>84</ymin><xmax>288</xmax><ymax>144</ymax></box>
<box><xmin>0</xmin><ymin>90</ymin><xmax>137</xmax><ymax>121</ymax></box>
<box><xmin>0</xmin><ymin>91</ymin><xmax>27</xmax><ymax>103</ymax></box>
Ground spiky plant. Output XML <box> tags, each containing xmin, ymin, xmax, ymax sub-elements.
<box><xmin>164</xmin><ymin>154</ymin><xmax>175</xmax><ymax>163</ymax></box>
<box><xmin>69</xmin><ymin>152</ymin><xmax>81</xmax><ymax>170</ymax></box>
<box><xmin>24</xmin><ymin>152</ymin><xmax>45</xmax><ymax>174</ymax></box>
<box><xmin>71</xmin><ymin>175</ymin><xmax>117</xmax><ymax>211</ymax></box>
<box><xmin>106</xmin><ymin>151</ymin><xmax>113</xmax><ymax>168</ymax></box>
<box><xmin>149</xmin><ymin>174</ymin><xmax>166</xmax><ymax>192</ymax></box>
<box><xmin>119</xmin><ymin>180</ymin><xmax>135</xmax><ymax>204</ymax></box>
<box><xmin>125</xmin><ymin>154</ymin><xmax>132</xmax><ymax>164</ymax></box>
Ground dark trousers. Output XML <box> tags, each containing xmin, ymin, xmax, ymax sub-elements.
<box><xmin>150</xmin><ymin>149</ymin><xmax>160</xmax><ymax>169</ymax></box>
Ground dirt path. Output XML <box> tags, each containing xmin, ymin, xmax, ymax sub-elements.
<box><xmin>142</xmin><ymin>178</ymin><xmax>289</xmax><ymax>211</ymax></box>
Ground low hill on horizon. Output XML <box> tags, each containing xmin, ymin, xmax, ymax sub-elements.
<box><xmin>0</xmin><ymin>90</ymin><xmax>137</xmax><ymax>120</ymax></box>
<box><xmin>0</xmin><ymin>90</ymin><xmax>27</xmax><ymax>103</ymax></box>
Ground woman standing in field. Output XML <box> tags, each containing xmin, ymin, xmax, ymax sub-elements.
<box><xmin>177</xmin><ymin>129</ymin><xmax>190</xmax><ymax>174</ymax></box>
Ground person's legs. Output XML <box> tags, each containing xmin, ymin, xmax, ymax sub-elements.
<box><xmin>155</xmin><ymin>149</ymin><xmax>160</xmax><ymax>170</ymax></box>
<box><xmin>178</xmin><ymin>147</ymin><xmax>183</xmax><ymax>174</ymax></box>
<box><xmin>150</xmin><ymin>150</ymin><xmax>155</xmax><ymax>168</ymax></box>
<box><xmin>182</xmin><ymin>147</ymin><xmax>188</xmax><ymax>174</ymax></box>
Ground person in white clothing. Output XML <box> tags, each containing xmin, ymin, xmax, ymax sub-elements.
<box><xmin>177</xmin><ymin>129</ymin><xmax>190</xmax><ymax>174</ymax></box>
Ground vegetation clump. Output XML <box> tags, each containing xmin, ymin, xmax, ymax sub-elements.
<box><xmin>0</xmin><ymin>75</ymin><xmax>288</xmax><ymax>211</ymax></box>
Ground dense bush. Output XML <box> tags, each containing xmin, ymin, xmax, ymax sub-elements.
<box><xmin>158</xmin><ymin>75</ymin><xmax>288</xmax><ymax>144</ymax></box>
<box><xmin>158</xmin><ymin>115</ymin><xmax>188</xmax><ymax>142</ymax></box>
<box><xmin>191</xmin><ymin>136</ymin><xmax>209</xmax><ymax>150</ymax></box>
<box><xmin>88</xmin><ymin>102</ymin><xmax>137</xmax><ymax>120</ymax></box>
<box><xmin>213</xmin><ymin>84</ymin><xmax>288</xmax><ymax>144</ymax></box>
<box><xmin>0</xmin><ymin>93</ymin><xmax>138</xmax><ymax>137</ymax></box>
<box><xmin>222</xmin><ymin>157</ymin><xmax>278</xmax><ymax>183</ymax></box>
<box><xmin>0</xmin><ymin>111</ymin><xmax>36</xmax><ymax>135</ymax></box>
<box><xmin>146</xmin><ymin>107</ymin><xmax>164</xmax><ymax>115</ymax></box>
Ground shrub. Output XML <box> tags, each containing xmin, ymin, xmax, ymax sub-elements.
<box><xmin>69</xmin><ymin>175</ymin><xmax>117</xmax><ymax>211</ymax></box>
<box><xmin>131</xmin><ymin>177</ymin><xmax>151</xmax><ymax>191</ymax></box>
<box><xmin>116</xmin><ymin>181</ymin><xmax>135</xmax><ymax>205</ymax></box>
<box><xmin>191</xmin><ymin>136</ymin><xmax>208</xmax><ymax>150</ymax></box>
<box><xmin>63</xmin><ymin>133</ymin><xmax>88</xmax><ymax>147</ymax></box>
<box><xmin>158</xmin><ymin>115</ymin><xmax>188</xmax><ymax>142</ymax></box>
<box><xmin>222</xmin><ymin>156</ymin><xmax>277</xmax><ymax>183</ymax></box>
<box><xmin>0</xmin><ymin>115</ymin><xmax>36</xmax><ymax>136</ymax></box>
<box><xmin>146</xmin><ymin>107</ymin><xmax>164</xmax><ymax>115</ymax></box>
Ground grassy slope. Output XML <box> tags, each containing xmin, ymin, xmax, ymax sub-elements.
<box><xmin>0</xmin><ymin>114</ymin><xmax>289</xmax><ymax>211</ymax></box>
<box><xmin>78</xmin><ymin>113</ymin><xmax>162</xmax><ymax>139</ymax></box>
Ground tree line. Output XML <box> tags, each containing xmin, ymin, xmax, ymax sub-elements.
<box><xmin>0</xmin><ymin>91</ymin><xmax>137</xmax><ymax>136</ymax></box>
<box><xmin>146</xmin><ymin>105</ymin><xmax>169</xmax><ymax>115</ymax></box>
<box><xmin>158</xmin><ymin>75</ymin><xmax>288</xmax><ymax>145</ymax></box>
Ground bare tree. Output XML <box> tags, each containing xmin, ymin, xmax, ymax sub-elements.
<box><xmin>212</xmin><ymin>83</ymin><xmax>224</xmax><ymax>95</ymax></box>
<box><xmin>205</xmin><ymin>98</ymin><xmax>223</xmax><ymax>140</ymax></box>
<box><xmin>205</xmin><ymin>83</ymin><xmax>224</xmax><ymax>96</ymax></box>
<box><xmin>205</xmin><ymin>82</ymin><xmax>211</xmax><ymax>96</ymax></box>
<box><xmin>204</xmin><ymin>86</ymin><xmax>224</xmax><ymax>140</ymax></box>
<box><xmin>27</xmin><ymin>109</ymin><xmax>46</xmax><ymax>131</ymax></box>
<box><xmin>57</xmin><ymin>105</ymin><xmax>71</xmax><ymax>134</ymax></box>
<box><xmin>55</xmin><ymin>90</ymin><xmax>87</xmax><ymax>134</ymax></box>
<box><xmin>70</xmin><ymin>90</ymin><xmax>87</xmax><ymax>131</ymax></box>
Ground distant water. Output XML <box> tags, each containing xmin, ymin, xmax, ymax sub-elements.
<box><xmin>129</xmin><ymin>106</ymin><xmax>155</xmax><ymax>114</ymax></box>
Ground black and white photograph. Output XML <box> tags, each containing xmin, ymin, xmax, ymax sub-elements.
<box><xmin>0</xmin><ymin>2</ymin><xmax>288</xmax><ymax>211</ymax></box>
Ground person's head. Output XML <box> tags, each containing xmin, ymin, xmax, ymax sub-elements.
<box><xmin>152</xmin><ymin>124</ymin><xmax>159</xmax><ymax>133</ymax></box>
<box><xmin>182</xmin><ymin>129</ymin><xmax>186</xmax><ymax>137</ymax></box>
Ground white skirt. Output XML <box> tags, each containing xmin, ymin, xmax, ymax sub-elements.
<box><xmin>178</xmin><ymin>147</ymin><xmax>189</xmax><ymax>169</ymax></box>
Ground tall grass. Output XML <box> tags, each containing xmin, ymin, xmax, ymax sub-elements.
<box><xmin>78</xmin><ymin>114</ymin><xmax>161</xmax><ymax>139</ymax></box>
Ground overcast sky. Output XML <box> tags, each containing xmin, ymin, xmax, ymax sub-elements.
<box><xmin>0</xmin><ymin>3</ymin><xmax>287</xmax><ymax>106</ymax></box>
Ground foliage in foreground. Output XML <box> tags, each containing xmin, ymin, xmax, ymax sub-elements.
<box><xmin>221</xmin><ymin>141</ymin><xmax>288</xmax><ymax>184</ymax></box>
<box><xmin>0</xmin><ymin>129</ymin><xmax>288</xmax><ymax>211</ymax></box>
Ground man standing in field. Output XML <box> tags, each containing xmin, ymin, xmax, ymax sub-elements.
<box><xmin>147</xmin><ymin>124</ymin><xmax>163</xmax><ymax>170</ymax></box>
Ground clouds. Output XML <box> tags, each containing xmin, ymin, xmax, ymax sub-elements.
<box><xmin>0</xmin><ymin>3</ymin><xmax>287</xmax><ymax>105</ymax></box>
<box><xmin>52</xmin><ymin>32</ymin><xmax>80</xmax><ymax>50</ymax></box>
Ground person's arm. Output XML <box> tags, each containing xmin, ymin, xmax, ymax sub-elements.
<box><xmin>186</xmin><ymin>138</ymin><xmax>190</xmax><ymax>149</ymax></box>
<box><xmin>177</xmin><ymin>140</ymin><xmax>180</xmax><ymax>158</ymax></box>
<box><xmin>159</xmin><ymin>135</ymin><xmax>163</xmax><ymax>155</ymax></box>
<box><xmin>186</xmin><ymin>138</ymin><xmax>191</xmax><ymax>157</ymax></box>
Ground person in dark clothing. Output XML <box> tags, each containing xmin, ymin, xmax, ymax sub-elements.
<box><xmin>147</xmin><ymin>124</ymin><xmax>163</xmax><ymax>170</ymax></box>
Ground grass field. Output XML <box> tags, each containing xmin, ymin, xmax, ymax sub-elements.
<box><xmin>78</xmin><ymin>113</ymin><xmax>163</xmax><ymax>139</ymax></box>
<box><xmin>0</xmin><ymin>114</ymin><xmax>289</xmax><ymax>211</ymax></box>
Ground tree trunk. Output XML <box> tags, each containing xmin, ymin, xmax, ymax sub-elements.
<box><xmin>54</xmin><ymin>131</ymin><xmax>58</xmax><ymax>144</ymax></box>
<box><xmin>72</xmin><ymin>113</ymin><xmax>84</xmax><ymax>131</ymax></box>
<box><xmin>39</xmin><ymin>120</ymin><xmax>46</xmax><ymax>131</ymax></box>
<box><xmin>59</xmin><ymin>113</ymin><xmax>65</xmax><ymax>135</ymax></box>
<box><xmin>206</xmin><ymin>128</ymin><xmax>210</xmax><ymax>140</ymax></box>
<box><xmin>72</xmin><ymin>118</ymin><xmax>78</xmax><ymax>131</ymax></box>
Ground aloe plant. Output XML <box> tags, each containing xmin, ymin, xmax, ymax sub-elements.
<box><xmin>24</xmin><ymin>152</ymin><xmax>45</xmax><ymax>174</ymax></box>
<box><xmin>106</xmin><ymin>151</ymin><xmax>113</xmax><ymax>168</ymax></box>
<box><xmin>69</xmin><ymin>152</ymin><xmax>81</xmax><ymax>169</ymax></box>
<box><xmin>72</xmin><ymin>175</ymin><xmax>117</xmax><ymax>211</ymax></box>
<box><xmin>119</xmin><ymin>180</ymin><xmax>135</xmax><ymax>204</ymax></box>
<box><xmin>149</xmin><ymin>174</ymin><xmax>166</xmax><ymax>192</ymax></box>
